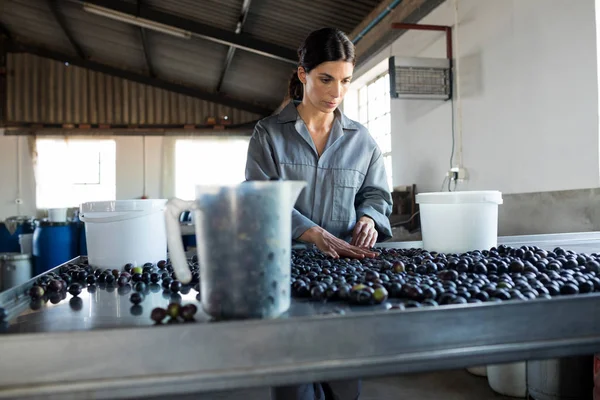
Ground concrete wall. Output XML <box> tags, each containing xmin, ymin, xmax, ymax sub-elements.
<box><xmin>0</xmin><ymin>133</ymin><xmax>165</xmax><ymax>220</ymax></box>
<box><xmin>355</xmin><ymin>0</ymin><xmax>600</xmax><ymax>195</ymax></box>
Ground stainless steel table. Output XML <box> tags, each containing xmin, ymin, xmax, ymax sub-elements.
<box><xmin>1</xmin><ymin>232</ymin><xmax>600</xmax><ymax>399</ymax></box>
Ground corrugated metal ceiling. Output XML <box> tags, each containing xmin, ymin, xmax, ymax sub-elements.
<box><xmin>1</xmin><ymin>0</ymin><xmax>74</xmax><ymax>55</ymax></box>
<box><xmin>244</xmin><ymin>0</ymin><xmax>381</xmax><ymax>49</ymax></box>
<box><xmin>145</xmin><ymin>0</ymin><xmax>241</xmax><ymax>32</ymax></box>
<box><xmin>1</xmin><ymin>0</ymin><xmax>387</xmax><ymax>119</ymax></box>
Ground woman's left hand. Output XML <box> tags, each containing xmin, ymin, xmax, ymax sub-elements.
<box><xmin>351</xmin><ymin>216</ymin><xmax>378</xmax><ymax>248</ymax></box>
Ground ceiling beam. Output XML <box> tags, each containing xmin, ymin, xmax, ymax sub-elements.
<box><xmin>216</xmin><ymin>0</ymin><xmax>252</xmax><ymax>93</ymax></box>
<box><xmin>0</xmin><ymin>22</ymin><xmax>12</xmax><ymax>40</ymax></box>
<box><xmin>8</xmin><ymin>42</ymin><xmax>273</xmax><ymax>116</ymax></box>
<box><xmin>76</xmin><ymin>0</ymin><xmax>297</xmax><ymax>64</ymax></box>
<box><xmin>48</xmin><ymin>0</ymin><xmax>87</xmax><ymax>59</ymax></box>
<box><xmin>139</xmin><ymin>27</ymin><xmax>155</xmax><ymax>77</ymax></box>
<box><xmin>137</xmin><ymin>0</ymin><xmax>155</xmax><ymax>77</ymax></box>
<box><xmin>349</xmin><ymin>0</ymin><xmax>446</xmax><ymax>69</ymax></box>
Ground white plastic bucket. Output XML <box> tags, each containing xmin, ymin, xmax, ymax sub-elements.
<box><xmin>48</xmin><ymin>208</ymin><xmax>67</xmax><ymax>222</ymax></box>
<box><xmin>487</xmin><ymin>362</ymin><xmax>527</xmax><ymax>398</ymax></box>
<box><xmin>415</xmin><ymin>191</ymin><xmax>503</xmax><ymax>253</ymax></box>
<box><xmin>19</xmin><ymin>233</ymin><xmax>33</xmax><ymax>254</ymax></box>
<box><xmin>80</xmin><ymin>200</ymin><xmax>167</xmax><ymax>269</ymax></box>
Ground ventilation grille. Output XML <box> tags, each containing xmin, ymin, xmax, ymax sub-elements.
<box><xmin>389</xmin><ymin>57</ymin><xmax>452</xmax><ymax>100</ymax></box>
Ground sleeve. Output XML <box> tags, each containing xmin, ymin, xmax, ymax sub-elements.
<box><xmin>355</xmin><ymin>147</ymin><xmax>393</xmax><ymax>242</ymax></box>
<box><xmin>245</xmin><ymin>122</ymin><xmax>317</xmax><ymax>240</ymax></box>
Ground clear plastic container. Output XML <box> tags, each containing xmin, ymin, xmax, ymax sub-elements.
<box><xmin>165</xmin><ymin>181</ymin><xmax>306</xmax><ymax>320</ymax></box>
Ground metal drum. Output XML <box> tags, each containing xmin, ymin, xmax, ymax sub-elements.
<box><xmin>33</xmin><ymin>221</ymin><xmax>76</xmax><ymax>276</ymax></box>
<box><xmin>0</xmin><ymin>253</ymin><xmax>32</xmax><ymax>291</ymax></box>
<box><xmin>527</xmin><ymin>356</ymin><xmax>594</xmax><ymax>400</ymax></box>
<box><xmin>0</xmin><ymin>216</ymin><xmax>35</xmax><ymax>253</ymax></box>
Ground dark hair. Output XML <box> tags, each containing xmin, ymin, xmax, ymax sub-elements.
<box><xmin>288</xmin><ymin>28</ymin><xmax>355</xmax><ymax>101</ymax></box>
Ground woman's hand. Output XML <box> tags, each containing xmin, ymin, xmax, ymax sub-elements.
<box><xmin>351</xmin><ymin>216</ymin><xmax>378</xmax><ymax>249</ymax></box>
<box><xmin>299</xmin><ymin>226</ymin><xmax>377</xmax><ymax>259</ymax></box>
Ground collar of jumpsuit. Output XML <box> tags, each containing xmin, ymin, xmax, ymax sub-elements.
<box><xmin>277</xmin><ymin>100</ymin><xmax>358</xmax><ymax>158</ymax></box>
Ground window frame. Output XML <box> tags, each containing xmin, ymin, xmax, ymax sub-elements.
<box><xmin>35</xmin><ymin>137</ymin><xmax>116</xmax><ymax>209</ymax></box>
<box><xmin>353</xmin><ymin>72</ymin><xmax>393</xmax><ymax>189</ymax></box>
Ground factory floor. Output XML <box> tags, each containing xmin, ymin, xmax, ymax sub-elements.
<box><xmin>154</xmin><ymin>369</ymin><xmax>515</xmax><ymax>399</ymax></box>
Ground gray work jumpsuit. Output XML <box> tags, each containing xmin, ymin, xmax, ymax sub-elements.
<box><xmin>245</xmin><ymin>100</ymin><xmax>393</xmax><ymax>242</ymax></box>
<box><xmin>245</xmin><ymin>101</ymin><xmax>393</xmax><ymax>400</ymax></box>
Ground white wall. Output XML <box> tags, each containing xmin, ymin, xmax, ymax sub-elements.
<box><xmin>0</xmin><ymin>134</ymin><xmax>165</xmax><ymax>220</ymax></box>
<box><xmin>357</xmin><ymin>0</ymin><xmax>600</xmax><ymax>194</ymax></box>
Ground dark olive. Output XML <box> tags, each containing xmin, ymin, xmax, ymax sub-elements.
<box><xmin>68</xmin><ymin>283</ymin><xmax>82</xmax><ymax>297</ymax></box>
<box><xmin>134</xmin><ymin>282</ymin><xmax>147</xmax><ymax>292</ymax></box>
<box><xmin>151</xmin><ymin>307</ymin><xmax>167</xmax><ymax>323</ymax></box>
<box><xmin>130</xmin><ymin>292</ymin><xmax>144</xmax><ymax>305</ymax></box>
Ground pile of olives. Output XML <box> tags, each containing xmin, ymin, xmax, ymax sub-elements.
<box><xmin>290</xmin><ymin>245</ymin><xmax>600</xmax><ymax>308</ymax></box>
<box><xmin>23</xmin><ymin>256</ymin><xmax>201</xmax><ymax>317</ymax></box>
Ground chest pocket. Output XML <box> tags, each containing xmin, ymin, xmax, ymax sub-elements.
<box><xmin>332</xmin><ymin>170</ymin><xmax>363</xmax><ymax>221</ymax></box>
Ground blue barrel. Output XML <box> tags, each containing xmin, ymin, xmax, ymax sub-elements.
<box><xmin>182</xmin><ymin>234</ymin><xmax>196</xmax><ymax>251</ymax></box>
<box><xmin>80</xmin><ymin>223</ymin><xmax>87</xmax><ymax>256</ymax></box>
<box><xmin>0</xmin><ymin>217</ymin><xmax>35</xmax><ymax>253</ymax></box>
<box><xmin>33</xmin><ymin>221</ymin><xmax>76</xmax><ymax>276</ymax></box>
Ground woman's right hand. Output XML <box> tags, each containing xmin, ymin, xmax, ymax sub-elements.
<box><xmin>299</xmin><ymin>226</ymin><xmax>377</xmax><ymax>259</ymax></box>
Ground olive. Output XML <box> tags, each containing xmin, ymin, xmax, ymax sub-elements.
<box><xmin>560</xmin><ymin>282</ymin><xmax>579</xmax><ymax>295</ymax></box>
<box><xmin>134</xmin><ymin>282</ymin><xmax>147</xmax><ymax>292</ymax></box>
<box><xmin>151</xmin><ymin>307</ymin><xmax>167</xmax><ymax>323</ymax></box>
<box><xmin>585</xmin><ymin>260</ymin><xmax>600</xmax><ymax>273</ymax></box>
<box><xmin>130</xmin><ymin>292</ymin><xmax>144</xmax><ymax>305</ymax></box>
<box><xmin>77</xmin><ymin>270</ymin><xmax>88</xmax><ymax>282</ymax></box>
<box><xmin>310</xmin><ymin>285</ymin><xmax>326</xmax><ymax>300</ymax></box>
<box><xmin>170</xmin><ymin>280</ymin><xmax>182</xmax><ymax>293</ymax></box>
<box><xmin>124</xmin><ymin>263</ymin><xmax>133</xmax><ymax>273</ymax></box>
<box><xmin>162</xmin><ymin>278</ymin><xmax>173</xmax><ymax>290</ymax></box>
<box><xmin>86</xmin><ymin>275</ymin><xmax>97</xmax><ymax>285</ymax></box>
<box><xmin>150</xmin><ymin>272</ymin><xmax>160</xmax><ymax>283</ymax></box>
<box><xmin>132</xmin><ymin>267</ymin><xmax>143</xmax><ymax>275</ymax></box>
<box><xmin>105</xmin><ymin>274</ymin><xmax>115</xmax><ymax>284</ymax></box>
<box><xmin>373</xmin><ymin>287</ymin><xmax>388</xmax><ymax>304</ymax></box>
<box><xmin>403</xmin><ymin>300</ymin><xmax>421</xmax><ymax>308</ymax></box>
<box><xmin>157</xmin><ymin>260</ymin><xmax>167</xmax><ymax>270</ymax></box>
<box><xmin>68</xmin><ymin>283</ymin><xmax>82</xmax><ymax>297</ymax></box>
<box><xmin>180</xmin><ymin>304</ymin><xmax>198</xmax><ymax>321</ymax></box>
<box><xmin>393</xmin><ymin>261</ymin><xmax>405</xmax><ymax>273</ymax></box>
<box><xmin>167</xmin><ymin>302</ymin><xmax>180</xmax><ymax>319</ymax></box>
<box><xmin>421</xmin><ymin>299</ymin><xmax>439</xmax><ymax>307</ymax></box>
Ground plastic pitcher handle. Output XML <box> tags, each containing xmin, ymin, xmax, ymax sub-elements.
<box><xmin>165</xmin><ymin>198</ymin><xmax>194</xmax><ymax>284</ymax></box>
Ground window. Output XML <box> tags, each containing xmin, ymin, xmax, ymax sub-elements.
<box><xmin>36</xmin><ymin>138</ymin><xmax>116</xmax><ymax>208</ymax></box>
<box><xmin>344</xmin><ymin>73</ymin><xmax>393</xmax><ymax>190</ymax></box>
<box><xmin>175</xmin><ymin>137</ymin><xmax>250</xmax><ymax>200</ymax></box>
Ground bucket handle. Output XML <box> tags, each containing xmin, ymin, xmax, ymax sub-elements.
<box><xmin>164</xmin><ymin>198</ymin><xmax>195</xmax><ymax>284</ymax></box>
<box><xmin>80</xmin><ymin>209</ymin><xmax>161</xmax><ymax>223</ymax></box>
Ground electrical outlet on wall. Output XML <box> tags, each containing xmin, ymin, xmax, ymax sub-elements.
<box><xmin>447</xmin><ymin>167</ymin><xmax>469</xmax><ymax>182</ymax></box>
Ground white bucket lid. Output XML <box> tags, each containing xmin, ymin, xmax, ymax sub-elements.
<box><xmin>80</xmin><ymin>199</ymin><xmax>168</xmax><ymax>213</ymax></box>
<box><xmin>416</xmin><ymin>190</ymin><xmax>503</xmax><ymax>205</ymax></box>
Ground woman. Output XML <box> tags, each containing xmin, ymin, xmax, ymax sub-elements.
<box><xmin>246</xmin><ymin>27</ymin><xmax>392</xmax><ymax>259</ymax></box>
<box><xmin>245</xmin><ymin>28</ymin><xmax>393</xmax><ymax>400</ymax></box>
